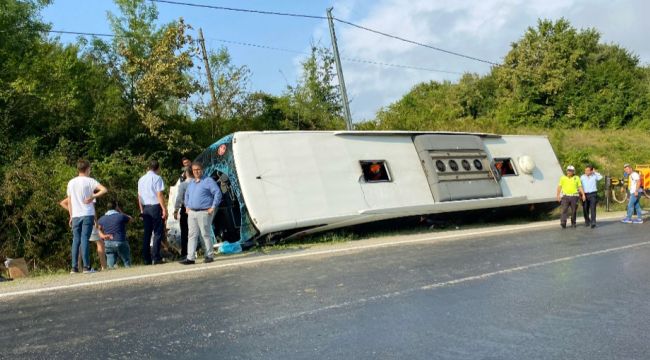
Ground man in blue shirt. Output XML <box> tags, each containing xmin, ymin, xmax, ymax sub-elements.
<box><xmin>137</xmin><ymin>160</ymin><xmax>166</xmax><ymax>265</ymax></box>
<box><xmin>97</xmin><ymin>200</ymin><xmax>133</xmax><ymax>268</ymax></box>
<box><xmin>179</xmin><ymin>161</ymin><xmax>222</xmax><ymax>265</ymax></box>
<box><xmin>580</xmin><ymin>165</ymin><xmax>603</xmax><ymax>228</ymax></box>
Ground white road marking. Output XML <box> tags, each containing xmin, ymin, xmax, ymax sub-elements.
<box><xmin>0</xmin><ymin>216</ymin><xmax>628</xmax><ymax>299</ymax></box>
<box><xmin>272</xmin><ymin>240</ymin><xmax>650</xmax><ymax>322</ymax></box>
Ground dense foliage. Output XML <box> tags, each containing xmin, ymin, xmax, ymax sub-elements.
<box><xmin>0</xmin><ymin>0</ymin><xmax>344</xmax><ymax>270</ymax></box>
<box><xmin>0</xmin><ymin>3</ymin><xmax>648</xmax><ymax>271</ymax></box>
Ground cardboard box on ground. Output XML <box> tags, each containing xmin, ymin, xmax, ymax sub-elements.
<box><xmin>4</xmin><ymin>258</ymin><xmax>29</xmax><ymax>279</ymax></box>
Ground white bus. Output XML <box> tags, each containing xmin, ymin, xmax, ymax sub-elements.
<box><xmin>167</xmin><ymin>131</ymin><xmax>562</xmax><ymax>249</ymax></box>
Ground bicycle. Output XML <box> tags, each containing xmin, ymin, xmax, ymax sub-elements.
<box><xmin>609</xmin><ymin>177</ymin><xmax>629</xmax><ymax>204</ymax></box>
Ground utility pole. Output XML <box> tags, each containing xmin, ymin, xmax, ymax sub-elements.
<box><xmin>326</xmin><ymin>7</ymin><xmax>353</xmax><ymax>131</ymax></box>
<box><xmin>198</xmin><ymin>28</ymin><xmax>219</xmax><ymax>138</ymax></box>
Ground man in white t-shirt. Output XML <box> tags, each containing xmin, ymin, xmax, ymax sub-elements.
<box><xmin>622</xmin><ymin>164</ymin><xmax>643</xmax><ymax>224</ymax></box>
<box><xmin>65</xmin><ymin>159</ymin><xmax>108</xmax><ymax>273</ymax></box>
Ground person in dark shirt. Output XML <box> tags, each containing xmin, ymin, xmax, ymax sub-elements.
<box><xmin>97</xmin><ymin>200</ymin><xmax>133</xmax><ymax>268</ymax></box>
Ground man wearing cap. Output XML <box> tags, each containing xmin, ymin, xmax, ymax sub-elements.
<box><xmin>556</xmin><ymin>165</ymin><xmax>586</xmax><ymax>228</ymax></box>
<box><xmin>580</xmin><ymin>165</ymin><xmax>603</xmax><ymax>228</ymax></box>
<box><xmin>621</xmin><ymin>164</ymin><xmax>643</xmax><ymax>224</ymax></box>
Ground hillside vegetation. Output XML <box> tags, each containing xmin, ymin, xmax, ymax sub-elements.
<box><xmin>359</xmin><ymin>19</ymin><xmax>650</xmax><ymax>131</ymax></box>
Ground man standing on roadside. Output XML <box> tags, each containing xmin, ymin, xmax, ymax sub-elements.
<box><xmin>556</xmin><ymin>165</ymin><xmax>586</xmax><ymax>229</ymax></box>
<box><xmin>65</xmin><ymin>159</ymin><xmax>108</xmax><ymax>274</ymax></box>
<box><xmin>138</xmin><ymin>160</ymin><xmax>167</xmax><ymax>265</ymax></box>
<box><xmin>580</xmin><ymin>165</ymin><xmax>603</xmax><ymax>228</ymax></box>
<box><xmin>621</xmin><ymin>164</ymin><xmax>644</xmax><ymax>224</ymax></box>
<box><xmin>179</xmin><ymin>162</ymin><xmax>222</xmax><ymax>265</ymax></box>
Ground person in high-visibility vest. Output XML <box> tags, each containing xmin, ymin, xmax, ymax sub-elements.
<box><xmin>621</xmin><ymin>164</ymin><xmax>643</xmax><ymax>224</ymax></box>
<box><xmin>556</xmin><ymin>165</ymin><xmax>586</xmax><ymax>228</ymax></box>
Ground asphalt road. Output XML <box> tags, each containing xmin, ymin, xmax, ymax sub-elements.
<box><xmin>2</xmin><ymin>219</ymin><xmax>650</xmax><ymax>360</ymax></box>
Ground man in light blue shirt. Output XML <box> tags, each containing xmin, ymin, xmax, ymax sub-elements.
<box><xmin>179</xmin><ymin>161</ymin><xmax>222</xmax><ymax>265</ymax></box>
<box><xmin>580</xmin><ymin>165</ymin><xmax>603</xmax><ymax>228</ymax></box>
<box><xmin>137</xmin><ymin>160</ymin><xmax>166</xmax><ymax>264</ymax></box>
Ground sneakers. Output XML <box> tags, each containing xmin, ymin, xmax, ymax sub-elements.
<box><xmin>203</xmin><ymin>257</ymin><xmax>214</xmax><ymax>264</ymax></box>
<box><xmin>83</xmin><ymin>268</ymin><xmax>97</xmax><ymax>274</ymax></box>
<box><xmin>70</xmin><ymin>268</ymin><xmax>79</xmax><ymax>274</ymax></box>
<box><xmin>632</xmin><ymin>218</ymin><xmax>644</xmax><ymax>224</ymax></box>
<box><xmin>591</xmin><ymin>224</ymin><xmax>597</xmax><ymax>229</ymax></box>
<box><xmin>621</xmin><ymin>218</ymin><xmax>633</xmax><ymax>224</ymax></box>
<box><xmin>560</xmin><ymin>223</ymin><xmax>567</xmax><ymax>229</ymax></box>
<box><xmin>179</xmin><ymin>259</ymin><xmax>195</xmax><ymax>265</ymax></box>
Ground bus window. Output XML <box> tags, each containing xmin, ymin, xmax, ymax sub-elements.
<box><xmin>360</xmin><ymin>161</ymin><xmax>391</xmax><ymax>182</ymax></box>
<box><xmin>494</xmin><ymin>158</ymin><xmax>517</xmax><ymax>176</ymax></box>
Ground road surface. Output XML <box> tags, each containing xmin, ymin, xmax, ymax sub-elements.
<box><xmin>1</xmin><ymin>217</ymin><xmax>649</xmax><ymax>359</ymax></box>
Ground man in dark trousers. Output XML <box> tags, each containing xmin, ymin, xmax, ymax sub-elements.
<box><xmin>556</xmin><ymin>165</ymin><xmax>586</xmax><ymax>228</ymax></box>
<box><xmin>138</xmin><ymin>160</ymin><xmax>166</xmax><ymax>265</ymax></box>
<box><xmin>580</xmin><ymin>165</ymin><xmax>603</xmax><ymax>228</ymax></box>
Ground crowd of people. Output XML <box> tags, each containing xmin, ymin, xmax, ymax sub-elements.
<box><xmin>61</xmin><ymin>157</ymin><xmax>645</xmax><ymax>273</ymax></box>
<box><xmin>61</xmin><ymin>157</ymin><xmax>223</xmax><ymax>274</ymax></box>
<box><xmin>556</xmin><ymin>163</ymin><xmax>645</xmax><ymax>229</ymax></box>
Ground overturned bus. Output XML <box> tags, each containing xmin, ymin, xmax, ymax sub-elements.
<box><xmin>166</xmin><ymin>131</ymin><xmax>563</xmax><ymax>250</ymax></box>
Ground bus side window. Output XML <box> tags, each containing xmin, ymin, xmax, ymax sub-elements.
<box><xmin>360</xmin><ymin>161</ymin><xmax>391</xmax><ymax>182</ymax></box>
<box><xmin>494</xmin><ymin>158</ymin><xmax>518</xmax><ymax>176</ymax></box>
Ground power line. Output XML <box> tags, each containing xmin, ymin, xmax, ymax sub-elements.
<box><xmin>209</xmin><ymin>38</ymin><xmax>463</xmax><ymax>75</ymax></box>
<box><xmin>150</xmin><ymin>0</ymin><xmax>497</xmax><ymax>66</ymax></box>
<box><xmin>46</xmin><ymin>30</ymin><xmax>464</xmax><ymax>75</ymax></box>
<box><xmin>146</xmin><ymin>0</ymin><xmax>498</xmax><ymax>66</ymax></box>
<box><xmin>341</xmin><ymin>56</ymin><xmax>463</xmax><ymax>75</ymax></box>
<box><xmin>333</xmin><ymin>18</ymin><xmax>499</xmax><ymax>66</ymax></box>
<box><xmin>209</xmin><ymin>38</ymin><xmax>304</xmax><ymax>55</ymax></box>
<box><xmin>149</xmin><ymin>0</ymin><xmax>326</xmax><ymax>20</ymax></box>
<box><xmin>47</xmin><ymin>29</ymin><xmax>117</xmax><ymax>38</ymax></box>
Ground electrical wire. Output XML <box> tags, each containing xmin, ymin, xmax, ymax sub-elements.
<box><xmin>147</xmin><ymin>0</ymin><xmax>498</xmax><ymax>66</ymax></box>
<box><xmin>46</xmin><ymin>29</ymin><xmax>117</xmax><ymax>38</ymax></box>
<box><xmin>209</xmin><ymin>38</ymin><xmax>463</xmax><ymax>74</ymax></box>
<box><xmin>149</xmin><ymin>0</ymin><xmax>326</xmax><ymax>20</ymax></box>
<box><xmin>333</xmin><ymin>18</ymin><xmax>499</xmax><ymax>66</ymax></box>
<box><xmin>45</xmin><ymin>30</ymin><xmax>464</xmax><ymax>74</ymax></box>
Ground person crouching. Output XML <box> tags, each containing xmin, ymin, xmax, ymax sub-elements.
<box><xmin>97</xmin><ymin>200</ymin><xmax>133</xmax><ymax>268</ymax></box>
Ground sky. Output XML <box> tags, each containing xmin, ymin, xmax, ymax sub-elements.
<box><xmin>41</xmin><ymin>0</ymin><xmax>650</xmax><ymax>122</ymax></box>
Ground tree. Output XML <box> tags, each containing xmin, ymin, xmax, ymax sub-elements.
<box><xmin>492</xmin><ymin>18</ymin><xmax>646</xmax><ymax>128</ymax></box>
<box><xmin>375</xmin><ymin>80</ymin><xmax>463</xmax><ymax>130</ymax></box>
<box><xmin>457</xmin><ymin>73</ymin><xmax>497</xmax><ymax>119</ymax></box>
<box><xmin>277</xmin><ymin>46</ymin><xmax>346</xmax><ymax>130</ymax></box>
<box><xmin>196</xmin><ymin>46</ymin><xmax>252</xmax><ymax>139</ymax></box>
<box><xmin>105</xmin><ymin>0</ymin><xmax>201</xmax><ymax>159</ymax></box>
<box><xmin>0</xmin><ymin>0</ymin><xmax>51</xmax><ymax>160</ymax></box>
